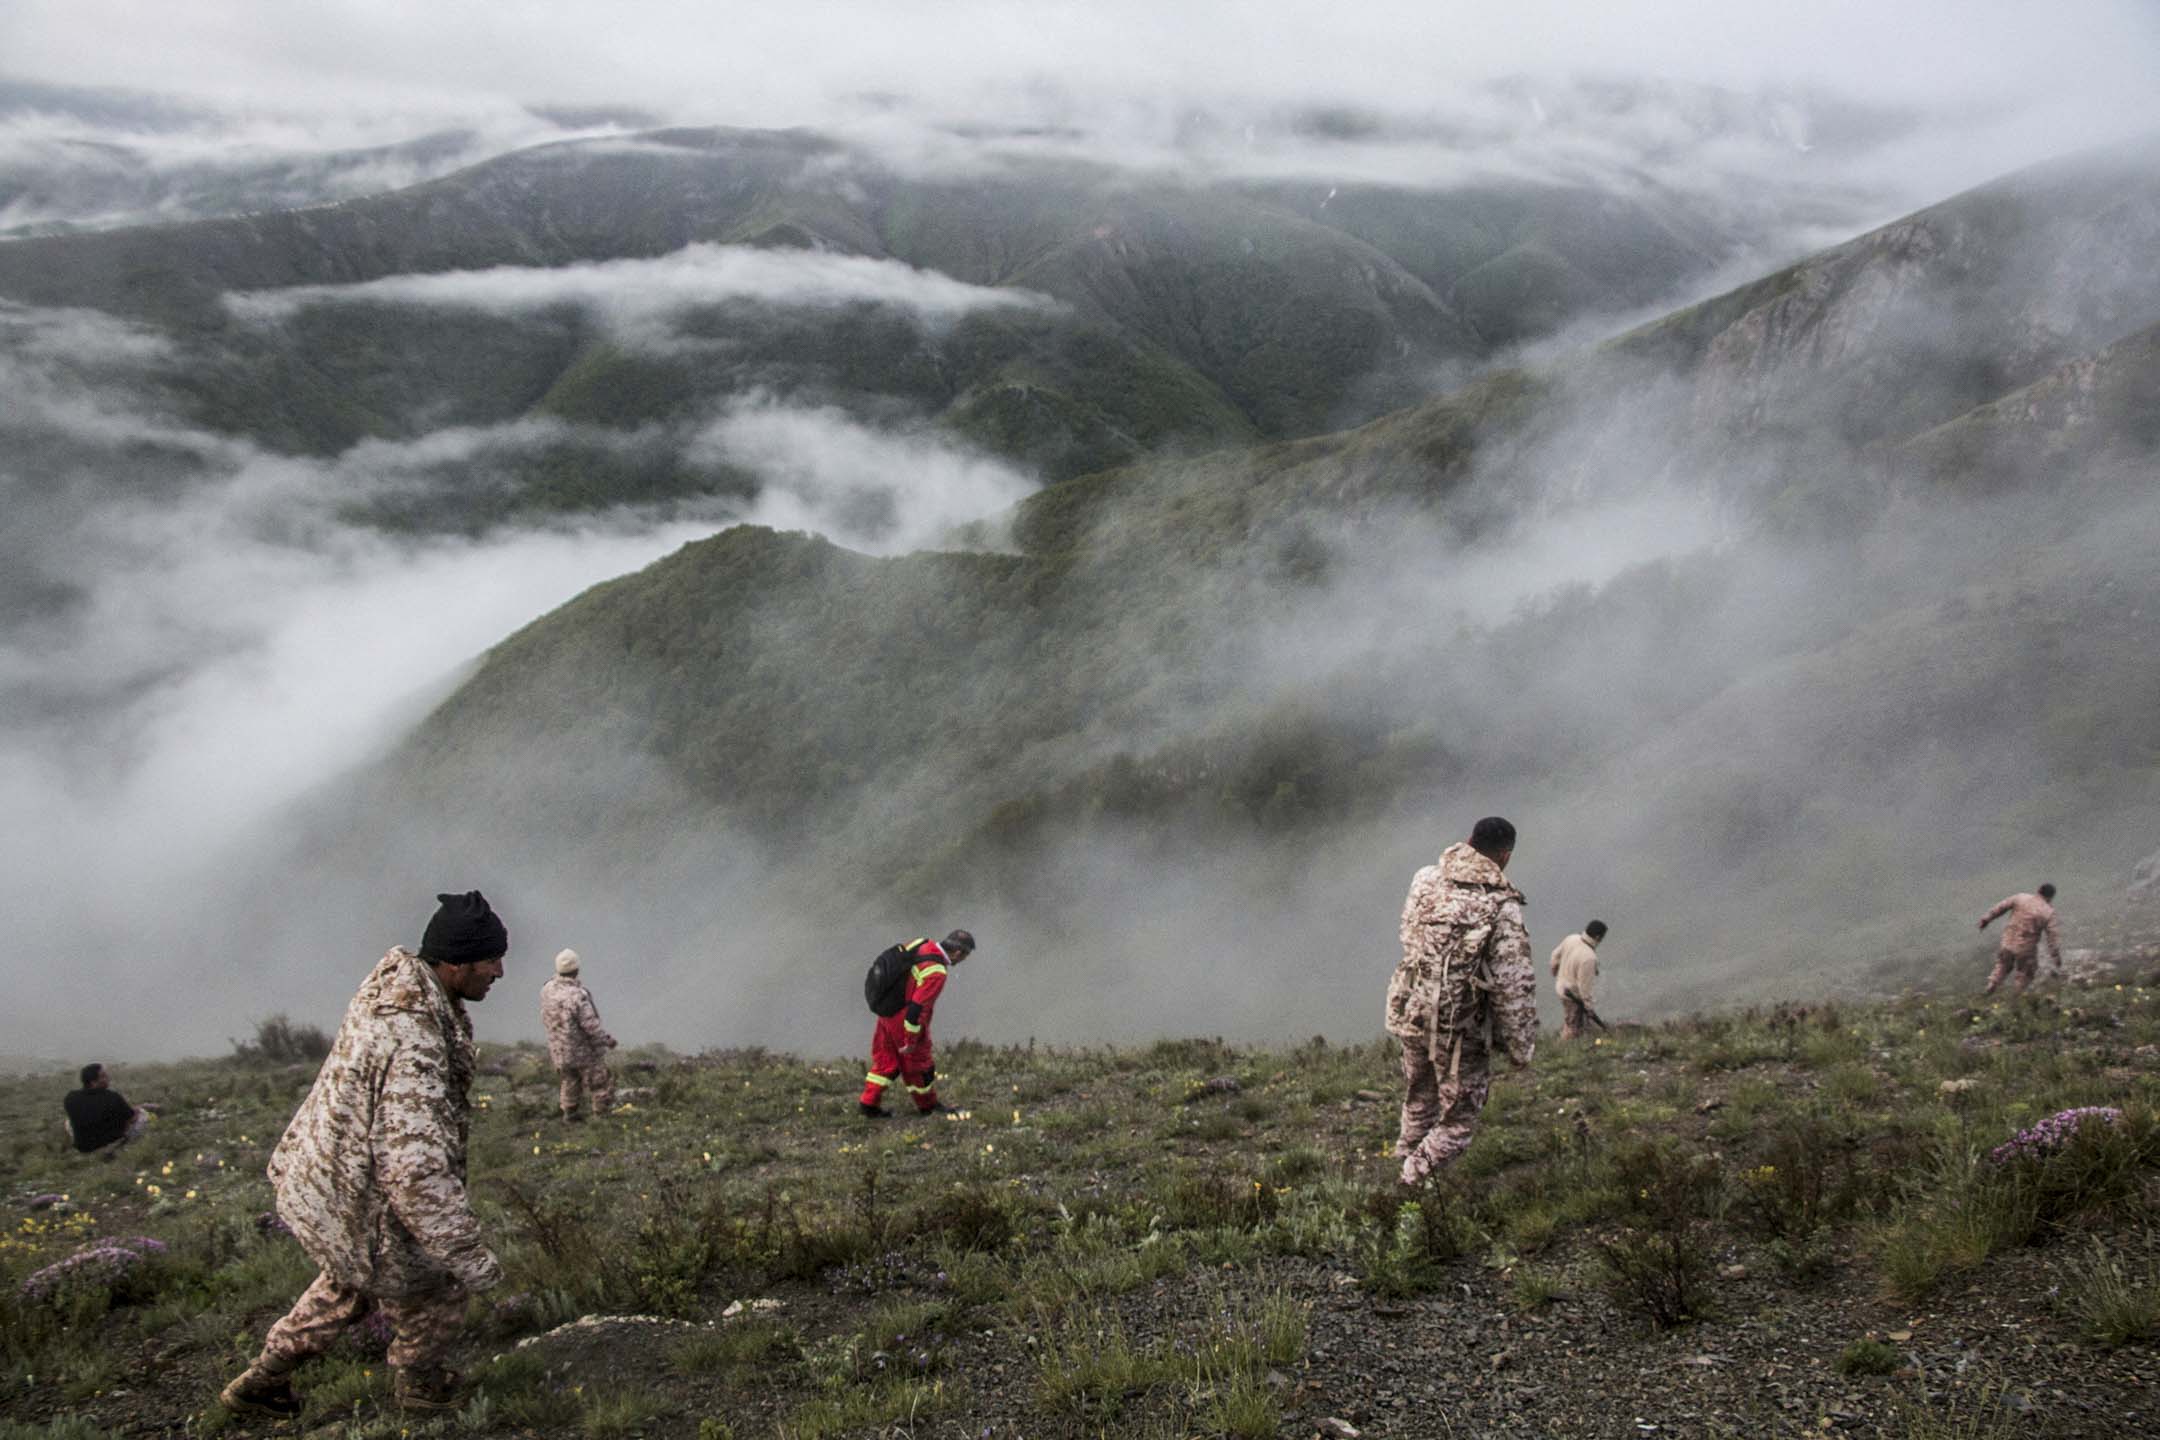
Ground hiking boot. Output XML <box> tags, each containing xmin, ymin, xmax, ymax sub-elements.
<box><xmin>562</xmin><ymin>1111</ymin><xmax>586</xmax><ymax>1124</ymax></box>
<box><xmin>220</xmin><ymin>1366</ymin><xmax>302</xmax><ymax>1419</ymax></box>
<box><xmin>858</xmin><ymin>1102</ymin><xmax>893</xmax><ymax>1120</ymax></box>
<box><xmin>920</xmin><ymin>1102</ymin><xmax>961</xmax><ymax>1117</ymax></box>
<box><xmin>393</xmin><ymin>1366</ymin><xmax>462</xmax><ymax>1412</ymax></box>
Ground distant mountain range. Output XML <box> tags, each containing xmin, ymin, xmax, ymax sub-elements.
<box><xmin>336</xmin><ymin>138</ymin><xmax>2160</xmax><ymax>1018</ymax></box>
<box><xmin>0</xmin><ymin>120</ymin><xmax>1787</xmax><ymax>523</ymax></box>
<box><xmin>5</xmin><ymin>111</ymin><xmax>2155</xmax><ymax>1035</ymax></box>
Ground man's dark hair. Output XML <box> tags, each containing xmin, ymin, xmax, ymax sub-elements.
<box><xmin>1469</xmin><ymin>816</ymin><xmax>1516</xmax><ymax>857</ymax></box>
<box><xmin>2038</xmin><ymin>883</ymin><xmax>2057</xmax><ymax>900</ymax></box>
<box><xmin>78</xmin><ymin>1063</ymin><xmax>103</xmax><ymax>1089</ymax></box>
<box><xmin>1586</xmin><ymin>920</ymin><xmax>1609</xmax><ymax>940</ymax></box>
<box><xmin>943</xmin><ymin>928</ymin><xmax>976</xmax><ymax>957</ymax></box>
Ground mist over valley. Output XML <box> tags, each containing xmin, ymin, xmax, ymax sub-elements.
<box><xmin>3</xmin><ymin>3</ymin><xmax>2158</xmax><ymax>1062</ymax></box>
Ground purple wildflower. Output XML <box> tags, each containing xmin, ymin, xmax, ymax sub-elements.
<box><xmin>254</xmin><ymin>1210</ymin><xmax>294</xmax><ymax>1238</ymax></box>
<box><xmin>1987</xmin><ymin>1106</ymin><xmax>2124</xmax><ymax>1166</ymax></box>
<box><xmin>20</xmin><ymin>1237</ymin><xmax>169</xmax><ymax>1305</ymax></box>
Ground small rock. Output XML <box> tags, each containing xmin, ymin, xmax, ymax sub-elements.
<box><xmin>1719</xmin><ymin>1264</ymin><xmax>1748</xmax><ymax>1280</ymax></box>
<box><xmin>1887</xmin><ymin>1330</ymin><xmax>1913</xmax><ymax>1342</ymax></box>
<box><xmin>1318</xmin><ymin>1420</ymin><xmax>1361</xmax><ymax>1439</ymax></box>
<box><xmin>1354</xmin><ymin>1089</ymin><xmax>1386</xmax><ymax>1103</ymax></box>
<box><xmin>1490</xmin><ymin>1349</ymin><xmax>1512</xmax><ymax>1371</ymax></box>
<box><xmin>1200</xmin><ymin>1076</ymin><xmax>1241</xmax><ymax>1095</ymax></box>
<box><xmin>25</xmin><ymin>1193</ymin><xmax>65</xmax><ymax>1212</ymax></box>
<box><xmin>1266</xmin><ymin>1369</ymin><xmax>1291</xmax><ymax>1390</ymax></box>
<box><xmin>1695</xmin><ymin>1099</ymin><xmax>1725</xmax><ymax>1115</ymax></box>
<box><xmin>1937</xmin><ymin>1078</ymin><xmax>1982</xmax><ymax>1096</ymax></box>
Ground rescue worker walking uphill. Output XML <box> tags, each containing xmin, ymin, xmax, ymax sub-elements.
<box><xmin>221</xmin><ymin>892</ymin><xmax>509</xmax><ymax>1419</ymax></box>
<box><xmin>1386</xmin><ymin>818</ymin><xmax>1537</xmax><ymax>1186</ymax></box>
<box><xmin>861</xmin><ymin>930</ymin><xmax>975</xmax><ymax>1118</ymax></box>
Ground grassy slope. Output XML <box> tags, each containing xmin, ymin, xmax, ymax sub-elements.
<box><xmin>5</xmin><ymin>962</ymin><xmax>2160</xmax><ymax>1439</ymax></box>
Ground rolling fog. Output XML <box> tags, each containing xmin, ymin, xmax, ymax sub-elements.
<box><xmin>4</xmin><ymin>1</ymin><xmax>2159</xmax><ymax>1062</ymax></box>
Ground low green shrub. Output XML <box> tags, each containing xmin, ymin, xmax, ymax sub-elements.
<box><xmin>1594</xmin><ymin>1226</ymin><xmax>1712</xmax><ymax>1329</ymax></box>
<box><xmin>1836</xmin><ymin>1338</ymin><xmax>1901</xmax><ymax>1375</ymax></box>
<box><xmin>2059</xmin><ymin>1239</ymin><xmax>2160</xmax><ymax>1346</ymax></box>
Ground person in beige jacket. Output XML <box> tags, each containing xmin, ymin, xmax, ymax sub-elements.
<box><xmin>1550</xmin><ymin>921</ymin><xmax>1608</xmax><ymax>1039</ymax></box>
<box><xmin>1979</xmin><ymin>883</ymin><xmax>2063</xmax><ymax>994</ymax></box>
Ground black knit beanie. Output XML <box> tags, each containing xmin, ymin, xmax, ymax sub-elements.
<box><xmin>418</xmin><ymin>890</ymin><xmax>509</xmax><ymax>965</ymax></box>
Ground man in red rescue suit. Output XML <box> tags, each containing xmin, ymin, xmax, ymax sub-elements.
<box><xmin>860</xmin><ymin>929</ymin><xmax>975</xmax><ymax>1118</ymax></box>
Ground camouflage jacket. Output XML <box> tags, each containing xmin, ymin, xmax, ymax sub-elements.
<box><xmin>1982</xmin><ymin>892</ymin><xmax>2062</xmax><ymax>963</ymax></box>
<box><xmin>268</xmin><ymin>947</ymin><xmax>501</xmax><ymax>1299</ymax></box>
<box><xmin>1387</xmin><ymin>843</ymin><xmax>1537</xmax><ymax>1068</ymax></box>
<box><xmin>540</xmin><ymin>975</ymin><xmax>614</xmax><ymax>1068</ymax></box>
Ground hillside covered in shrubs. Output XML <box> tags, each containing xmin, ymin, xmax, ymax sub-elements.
<box><xmin>5</xmin><ymin>960</ymin><xmax>2160</xmax><ymax>1438</ymax></box>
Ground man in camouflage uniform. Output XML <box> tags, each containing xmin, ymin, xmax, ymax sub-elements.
<box><xmin>1979</xmin><ymin>882</ymin><xmax>2064</xmax><ymax>995</ymax></box>
<box><xmin>221</xmin><ymin>892</ymin><xmax>509</xmax><ymax>1419</ymax></box>
<box><xmin>540</xmin><ymin>948</ymin><xmax>617</xmax><ymax>1120</ymax></box>
<box><xmin>1385</xmin><ymin>817</ymin><xmax>1537</xmax><ymax>1186</ymax></box>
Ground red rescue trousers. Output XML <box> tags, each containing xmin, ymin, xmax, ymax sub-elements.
<box><xmin>860</xmin><ymin>1014</ymin><xmax>939</xmax><ymax>1111</ymax></box>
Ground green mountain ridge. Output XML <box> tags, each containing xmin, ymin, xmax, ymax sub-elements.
<box><xmin>295</xmin><ymin>141</ymin><xmax>2160</xmax><ymax>1025</ymax></box>
<box><xmin>0</xmin><ymin>123</ymin><xmax>1760</xmax><ymax>527</ymax></box>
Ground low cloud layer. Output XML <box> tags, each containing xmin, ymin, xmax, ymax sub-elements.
<box><xmin>3</xmin><ymin>2</ymin><xmax>2157</xmax><ymax>1065</ymax></box>
<box><xmin>0</xmin><ymin>86</ymin><xmax>638</xmax><ymax>236</ymax></box>
<box><xmin>698</xmin><ymin>401</ymin><xmax>1038</xmax><ymax>554</ymax></box>
<box><xmin>226</xmin><ymin>244</ymin><xmax>1052</xmax><ymax>345</ymax></box>
<box><xmin>8</xmin><ymin>2</ymin><xmax>2157</xmax><ymax>229</ymax></box>
<box><xmin>0</xmin><ymin>291</ymin><xmax>1062</xmax><ymax>1058</ymax></box>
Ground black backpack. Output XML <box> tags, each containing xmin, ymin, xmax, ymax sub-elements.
<box><xmin>865</xmin><ymin>938</ymin><xmax>928</xmax><ymax>1016</ymax></box>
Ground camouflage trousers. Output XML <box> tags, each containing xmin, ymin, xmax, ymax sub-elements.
<box><xmin>1395</xmin><ymin>1031</ymin><xmax>1492</xmax><ymax>1186</ymax></box>
<box><xmin>1559</xmin><ymin>994</ymin><xmax>1590</xmax><ymax>1040</ymax></box>
<box><xmin>252</xmin><ymin>1270</ymin><xmax>466</xmax><ymax>1375</ymax></box>
<box><xmin>1985</xmin><ymin>947</ymin><xmax>2040</xmax><ymax>995</ymax></box>
<box><xmin>558</xmin><ymin>1062</ymin><xmax>614</xmax><ymax>1118</ymax></box>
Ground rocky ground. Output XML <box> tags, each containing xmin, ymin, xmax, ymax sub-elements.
<box><xmin>5</xmin><ymin>947</ymin><xmax>2160</xmax><ymax>1439</ymax></box>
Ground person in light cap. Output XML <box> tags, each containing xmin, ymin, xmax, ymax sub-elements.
<box><xmin>540</xmin><ymin>947</ymin><xmax>617</xmax><ymax>1121</ymax></box>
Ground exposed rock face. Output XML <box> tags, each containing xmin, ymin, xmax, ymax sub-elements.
<box><xmin>1609</xmin><ymin>138</ymin><xmax>2160</xmax><ymax>468</ymax></box>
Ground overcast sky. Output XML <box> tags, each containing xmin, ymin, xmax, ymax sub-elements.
<box><xmin>6</xmin><ymin>2</ymin><xmax>2156</xmax><ymax>199</ymax></box>
<box><xmin>6</xmin><ymin>1</ymin><xmax>2154</xmax><ymax>111</ymax></box>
